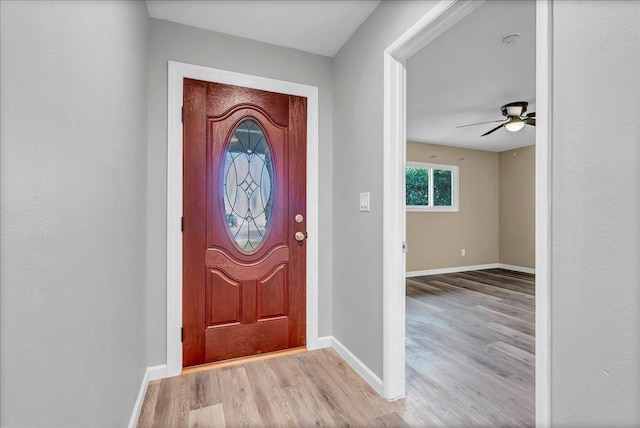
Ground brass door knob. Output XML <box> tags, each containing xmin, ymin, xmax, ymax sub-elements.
<box><xmin>295</xmin><ymin>231</ymin><xmax>305</xmax><ymax>242</ymax></box>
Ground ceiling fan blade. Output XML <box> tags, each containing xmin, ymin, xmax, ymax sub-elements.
<box><xmin>524</xmin><ymin>112</ymin><xmax>536</xmax><ymax>118</ymax></box>
<box><xmin>481</xmin><ymin>124</ymin><xmax>504</xmax><ymax>136</ymax></box>
<box><xmin>525</xmin><ymin>117</ymin><xmax>536</xmax><ymax>126</ymax></box>
<box><xmin>456</xmin><ymin>119</ymin><xmax>505</xmax><ymax>128</ymax></box>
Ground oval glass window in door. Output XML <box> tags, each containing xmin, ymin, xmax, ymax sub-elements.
<box><xmin>223</xmin><ymin>119</ymin><xmax>274</xmax><ymax>252</ymax></box>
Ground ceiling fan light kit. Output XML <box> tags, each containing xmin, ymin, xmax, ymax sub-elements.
<box><xmin>505</xmin><ymin>119</ymin><xmax>525</xmax><ymax>132</ymax></box>
<box><xmin>458</xmin><ymin>101</ymin><xmax>536</xmax><ymax>137</ymax></box>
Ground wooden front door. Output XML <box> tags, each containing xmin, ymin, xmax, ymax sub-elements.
<box><xmin>182</xmin><ymin>79</ymin><xmax>307</xmax><ymax>367</ymax></box>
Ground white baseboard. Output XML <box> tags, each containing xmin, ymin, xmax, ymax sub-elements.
<box><xmin>128</xmin><ymin>364</ymin><xmax>167</xmax><ymax>428</ymax></box>
<box><xmin>406</xmin><ymin>263</ymin><xmax>535</xmax><ymax>277</ymax></box>
<box><xmin>148</xmin><ymin>364</ymin><xmax>167</xmax><ymax>381</ymax></box>
<box><xmin>128</xmin><ymin>367</ymin><xmax>150</xmax><ymax>428</ymax></box>
<box><xmin>406</xmin><ymin>263</ymin><xmax>500</xmax><ymax>277</ymax></box>
<box><xmin>498</xmin><ymin>263</ymin><xmax>536</xmax><ymax>274</ymax></box>
<box><xmin>329</xmin><ymin>336</ymin><xmax>384</xmax><ymax>396</ymax></box>
<box><xmin>316</xmin><ymin>335</ymin><xmax>333</xmax><ymax>349</ymax></box>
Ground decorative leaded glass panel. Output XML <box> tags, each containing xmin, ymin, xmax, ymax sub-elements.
<box><xmin>223</xmin><ymin>119</ymin><xmax>274</xmax><ymax>252</ymax></box>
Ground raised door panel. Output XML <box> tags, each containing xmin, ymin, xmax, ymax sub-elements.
<box><xmin>205</xmin><ymin>269</ymin><xmax>241</xmax><ymax>327</ymax></box>
<box><xmin>257</xmin><ymin>264</ymin><xmax>288</xmax><ymax>321</ymax></box>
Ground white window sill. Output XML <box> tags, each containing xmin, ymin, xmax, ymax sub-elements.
<box><xmin>406</xmin><ymin>206</ymin><xmax>459</xmax><ymax>212</ymax></box>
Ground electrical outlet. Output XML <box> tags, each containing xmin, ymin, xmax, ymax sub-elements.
<box><xmin>461</xmin><ymin>248</ymin><xmax>466</xmax><ymax>256</ymax></box>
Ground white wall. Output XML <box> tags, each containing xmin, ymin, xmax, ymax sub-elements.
<box><xmin>332</xmin><ymin>0</ymin><xmax>441</xmax><ymax>378</ymax></box>
<box><xmin>146</xmin><ymin>19</ymin><xmax>334</xmax><ymax>365</ymax></box>
<box><xmin>551</xmin><ymin>1</ymin><xmax>640</xmax><ymax>425</ymax></box>
<box><xmin>0</xmin><ymin>1</ymin><xmax>149</xmax><ymax>426</ymax></box>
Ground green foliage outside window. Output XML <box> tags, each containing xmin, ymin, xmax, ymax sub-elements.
<box><xmin>433</xmin><ymin>169</ymin><xmax>452</xmax><ymax>206</ymax></box>
<box><xmin>406</xmin><ymin>167</ymin><xmax>453</xmax><ymax>207</ymax></box>
<box><xmin>406</xmin><ymin>167</ymin><xmax>429</xmax><ymax>205</ymax></box>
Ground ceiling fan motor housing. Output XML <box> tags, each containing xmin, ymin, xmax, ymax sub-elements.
<box><xmin>501</xmin><ymin>101</ymin><xmax>528</xmax><ymax>117</ymax></box>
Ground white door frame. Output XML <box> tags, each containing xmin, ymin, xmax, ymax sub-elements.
<box><xmin>382</xmin><ymin>1</ymin><xmax>552</xmax><ymax>426</ymax></box>
<box><xmin>166</xmin><ymin>61</ymin><xmax>320</xmax><ymax>377</ymax></box>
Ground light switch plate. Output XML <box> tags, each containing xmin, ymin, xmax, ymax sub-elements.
<box><xmin>359</xmin><ymin>192</ymin><xmax>370</xmax><ymax>212</ymax></box>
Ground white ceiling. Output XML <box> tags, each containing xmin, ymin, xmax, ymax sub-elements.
<box><xmin>407</xmin><ymin>0</ymin><xmax>536</xmax><ymax>152</ymax></box>
<box><xmin>145</xmin><ymin>0</ymin><xmax>380</xmax><ymax>57</ymax></box>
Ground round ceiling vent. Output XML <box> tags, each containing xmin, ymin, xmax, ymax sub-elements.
<box><xmin>501</xmin><ymin>33</ymin><xmax>521</xmax><ymax>47</ymax></box>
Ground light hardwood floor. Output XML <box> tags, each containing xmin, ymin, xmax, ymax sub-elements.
<box><xmin>138</xmin><ymin>269</ymin><xmax>534</xmax><ymax>427</ymax></box>
<box><xmin>404</xmin><ymin>269</ymin><xmax>535</xmax><ymax>427</ymax></box>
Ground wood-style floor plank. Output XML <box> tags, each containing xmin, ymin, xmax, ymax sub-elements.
<box><xmin>376</xmin><ymin>411</ymin><xmax>412</xmax><ymax>427</ymax></box>
<box><xmin>216</xmin><ymin>367</ymin><xmax>262</xmax><ymax>427</ymax></box>
<box><xmin>138</xmin><ymin>268</ymin><xmax>534</xmax><ymax>427</ymax></box>
<box><xmin>489</xmin><ymin>341</ymin><xmax>536</xmax><ymax>366</ymax></box>
<box><xmin>189</xmin><ymin>370</ymin><xmax>222</xmax><ymax>411</ymax></box>
<box><xmin>242</xmin><ymin>361</ymin><xmax>298</xmax><ymax>427</ymax></box>
<box><xmin>486</xmin><ymin>321</ymin><xmax>535</xmax><ymax>351</ymax></box>
<box><xmin>188</xmin><ymin>403</ymin><xmax>225</xmax><ymax>428</ymax></box>
<box><xmin>137</xmin><ymin>380</ymin><xmax>160</xmax><ymax>427</ymax></box>
<box><xmin>152</xmin><ymin>374</ymin><xmax>189</xmax><ymax>428</ymax></box>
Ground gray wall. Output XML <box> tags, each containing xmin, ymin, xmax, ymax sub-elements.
<box><xmin>146</xmin><ymin>19</ymin><xmax>334</xmax><ymax>365</ymax></box>
<box><xmin>552</xmin><ymin>1</ymin><xmax>640</xmax><ymax>425</ymax></box>
<box><xmin>0</xmin><ymin>1</ymin><xmax>149</xmax><ymax>426</ymax></box>
<box><xmin>332</xmin><ymin>0</ymin><xmax>441</xmax><ymax>377</ymax></box>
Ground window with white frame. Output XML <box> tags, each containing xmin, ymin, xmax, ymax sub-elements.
<box><xmin>406</xmin><ymin>161</ymin><xmax>459</xmax><ymax>211</ymax></box>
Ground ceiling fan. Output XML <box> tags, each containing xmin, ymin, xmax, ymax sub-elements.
<box><xmin>457</xmin><ymin>101</ymin><xmax>536</xmax><ymax>136</ymax></box>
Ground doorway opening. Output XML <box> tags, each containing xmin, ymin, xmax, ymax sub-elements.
<box><xmin>382</xmin><ymin>0</ymin><xmax>551</xmax><ymax>425</ymax></box>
